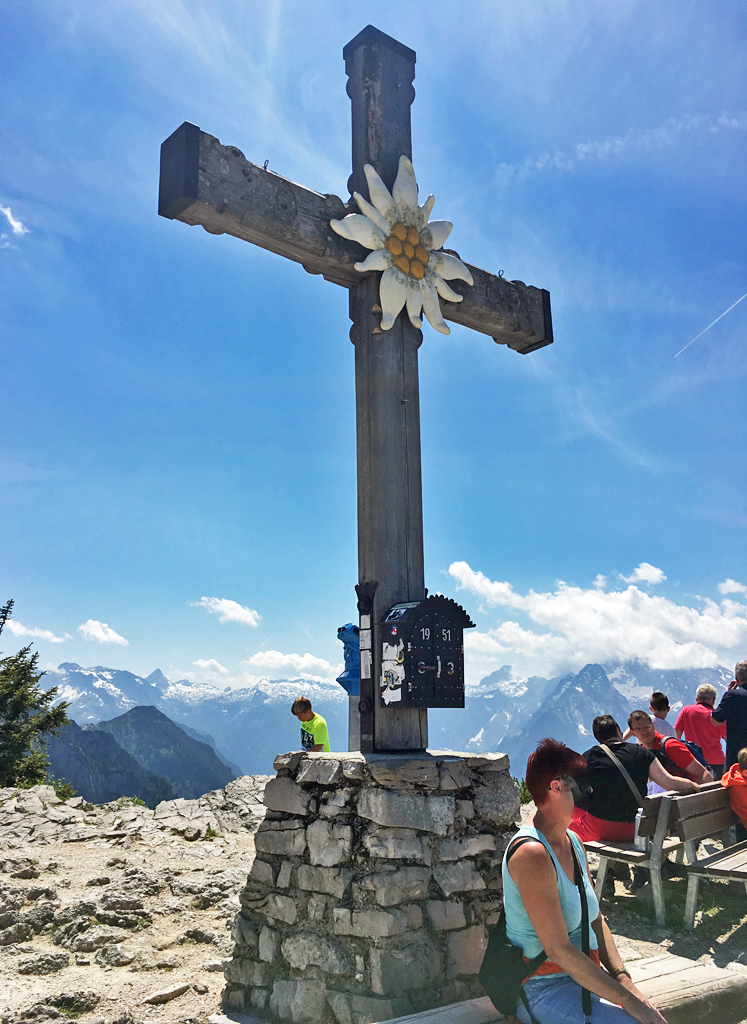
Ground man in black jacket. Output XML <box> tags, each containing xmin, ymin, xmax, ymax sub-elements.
<box><xmin>712</xmin><ymin>660</ymin><xmax>747</xmax><ymax>769</ymax></box>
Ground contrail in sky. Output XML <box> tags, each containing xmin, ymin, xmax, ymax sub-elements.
<box><xmin>674</xmin><ymin>290</ymin><xmax>747</xmax><ymax>358</ymax></box>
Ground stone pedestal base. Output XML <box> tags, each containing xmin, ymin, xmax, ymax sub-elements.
<box><xmin>223</xmin><ymin>750</ymin><xmax>520</xmax><ymax>1024</ymax></box>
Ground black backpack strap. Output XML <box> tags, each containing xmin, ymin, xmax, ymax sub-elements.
<box><xmin>505</xmin><ymin>836</ymin><xmax>550</xmax><ymax>977</ymax></box>
<box><xmin>569</xmin><ymin>837</ymin><xmax>593</xmax><ymax>1024</ymax></box>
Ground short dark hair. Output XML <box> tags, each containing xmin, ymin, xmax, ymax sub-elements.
<box><xmin>291</xmin><ymin>697</ymin><xmax>312</xmax><ymax>715</ymax></box>
<box><xmin>738</xmin><ymin>747</ymin><xmax>747</xmax><ymax>771</ymax></box>
<box><xmin>649</xmin><ymin>691</ymin><xmax>669</xmax><ymax>712</ymax></box>
<box><xmin>593</xmin><ymin>715</ymin><xmax>621</xmax><ymax>743</ymax></box>
<box><xmin>735</xmin><ymin>661</ymin><xmax>747</xmax><ymax>686</ymax></box>
<box><xmin>525</xmin><ymin>738</ymin><xmax>587</xmax><ymax>807</ymax></box>
<box><xmin>628</xmin><ymin>709</ymin><xmax>652</xmax><ymax>728</ymax></box>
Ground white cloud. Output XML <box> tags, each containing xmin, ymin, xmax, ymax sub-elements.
<box><xmin>719</xmin><ymin>579</ymin><xmax>747</xmax><ymax>596</ymax></box>
<box><xmin>5</xmin><ymin>620</ymin><xmax>68</xmax><ymax>644</ymax></box>
<box><xmin>193</xmin><ymin>658</ymin><xmax>228</xmax><ymax>675</ymax></box>
<box><xmin>494</xmin><ymin>112</ymin><xmax>747</xmax><ymax>188</ymax></box>
<box><xmin>620</xmin><ymin>563</ymin><xmax>667</xmax><ymax>585</ymax></box>
<box><xmin>448</xmin><ymin>561</ymin><xmax>747</xmax><ymax>680</ymax></box>
<box><xmin>244</xmin><ymin>650</ymin><xmax>340</xmax><ymax>681</ymax></box>
<box><xmin>193</xmin><ymin>596</ymin><xmax>261</xmax><ymax>627</ymax></box>
<box><xmin>0</xmin><ymin>205</ymin><xmax>29</xmax><ymax>236</ymax></box>
<box><xmin>77</xmin><ymin>620</ymin><xmax>129</xmax><ymax>645</ymax></box>
<box><xmin>593</xmin><ymin>574</ymin><xmax>607</xmax><ymax>590</ymax></box>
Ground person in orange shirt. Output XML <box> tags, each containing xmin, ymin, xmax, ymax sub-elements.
<box><xmin>721</xmin><ymin>746</ymin><xmax>747</xmax><ymax>842</ymax></box>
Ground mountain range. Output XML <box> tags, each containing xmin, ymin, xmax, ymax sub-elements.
<box><xmin>42</xmin><ymin>660</ymin><xmax>733</xmax><ymax>779</ymax></box>
<box><xmin>45</xmin><ymin>705</ymin><xmax>236</xmax><ymax>806</ymax></box>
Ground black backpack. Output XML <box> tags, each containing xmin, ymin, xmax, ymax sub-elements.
<box><xmin>663</xmin><ymin>735</ymin><xmax>708</xmax><ymax>769</ymax></box>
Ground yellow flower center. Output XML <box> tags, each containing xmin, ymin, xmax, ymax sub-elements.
<box><xmin>385</xmin><ymin>222</ymin><xmax>429</xmax><ymax>280</ymax></box>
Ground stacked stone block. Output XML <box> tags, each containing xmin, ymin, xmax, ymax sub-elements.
<box><xmin>224</xmin><ymin>750</ymin><xmax>520</xmax><ymax>1024</ymax></box>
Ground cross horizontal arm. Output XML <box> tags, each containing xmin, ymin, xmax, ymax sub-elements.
<box><xmin>159</xmin><ymin>122</ymin><xmax>552</xmax><ymax>354</ymax></box>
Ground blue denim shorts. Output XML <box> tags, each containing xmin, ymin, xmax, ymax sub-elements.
<box><xmin>517</xmin><ymin>975</ymin><xmax>639</xmax><ymax>1023</ymax></box>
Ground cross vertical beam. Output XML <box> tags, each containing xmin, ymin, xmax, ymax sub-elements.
<box><xmin>345</xmin><ymin>27</ymin><xmax>427</xmax><ymax>752</ymax></box>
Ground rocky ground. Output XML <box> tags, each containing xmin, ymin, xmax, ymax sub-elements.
<box><xmin>0</xmin><ymin>780</ymin><xmax>269</xmax><ymax>1024</ymax></box>
<box><xmin>0</xmin><ymin>787</ymin><xmax>745</xmax><ymax>1024</ymax></box>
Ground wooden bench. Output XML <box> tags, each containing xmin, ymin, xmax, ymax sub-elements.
<box><xmin>584</xmin><ymin>783</ymin><xmax>746</xmax><ymax>929</ymax></box>
<box><xmin>668</xmin><ymin>785</ymin><xmax>747</xmax><ymax>930</ymax></box>
<box><xmin>368</xmin><ymin>953</ymin><xmax>747</xmax><ymax>1024</ymax></box>
<box><xmin>583</xmin><ymin>791</ymin><xmax>685</xmax><ymax>928</ymax></box>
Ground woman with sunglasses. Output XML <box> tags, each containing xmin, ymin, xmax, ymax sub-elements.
<box><xmin>502</xmin><ymin>738</ymin><xmax>667</xmax><ymax>1024</ymax></box>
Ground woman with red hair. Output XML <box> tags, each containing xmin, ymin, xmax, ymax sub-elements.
<box><xmin>502</xmin><ymin>739</ymin><xmax>667</xmax><ymax>1023</ymax></box>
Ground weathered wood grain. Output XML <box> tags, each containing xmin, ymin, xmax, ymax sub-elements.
<box><xmin>159</xmin><ymin>123</ymin><xmax>552</xmax><ymax>354</ymax></box>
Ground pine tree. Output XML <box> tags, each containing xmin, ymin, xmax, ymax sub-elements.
<box><xmin>0</xmin><ymin>600</ymin><xmax>70</xmax><ymax>787</ymax></box>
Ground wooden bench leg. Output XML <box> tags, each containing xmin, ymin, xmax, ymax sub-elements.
<box><xmin>684</xmin><ymin>874</ymin><xmax>700</xmax><ymax>930</ymax></box>
<box><xmin>684</xmin><ymin>840</ymin><xmax>697</xmax><ymax>864</ymax></box>
<box><xmin>674</xmin><ymin>846</ymin><xmax>685</xmax><ymax>864</ymax></box>
<box><xmin>595</xmin><ymin>857</ymin><xmax>609</xmax><ymax>900</ymax></box>
<box><xmin>650</xmin><ymin>865</ymin><xmax>667</xmax><ymax>928</ymax></box>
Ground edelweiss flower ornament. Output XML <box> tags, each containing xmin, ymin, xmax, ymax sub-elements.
<box><xmin>330</xmin><ymin>156</ymin><xmax>473</xmax><ymax>335</ymax></box>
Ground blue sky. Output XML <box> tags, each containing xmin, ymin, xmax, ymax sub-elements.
<box><xmin>2</xmin><ymin>0</ymin><xmax>746</xmax><ymax>690</ymax></box>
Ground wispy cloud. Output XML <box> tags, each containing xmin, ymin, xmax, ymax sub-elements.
<box><xmin>494</xmin><ymin>112</ymin><xmax>747</xmax><ymax>188</ymax></box>
<box><xmin>0</xmin><ymin>204</ymin><xmax>29</xmax><ymax>236</ymax></box>
<box><xmin>243</xmin><ymin>649</ymin><xmax>340</xmax><ymax>681</ymax></box>
<box><xmin>449</xmin><ymin>560</ymin><xmax>747</xmax><ymax>679</ymax></box>
<box><xmin>77</xmin><ymin>619</ymin><xmax>129</xmax><ymax>645</ymax></box>
<box><xmin>193</xmin><ymin>597</ymin><xmax>261</xmax><ymax>627</ymax></box>
<box><xmin>5</xmin><ymin>620</ymin><xmax>68</xmax><ymax>644</ymax></box>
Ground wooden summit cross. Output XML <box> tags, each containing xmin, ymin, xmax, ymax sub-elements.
<box><xmin>158</xmin><ymin>25</ymin><xmax>553</xmax><ymax>755</ymax></box>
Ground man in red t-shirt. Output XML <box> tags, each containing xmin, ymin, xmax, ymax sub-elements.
<box><xmin>675</xmin><ymin>684</ymin><xmax>726</xmax><ymax>779</ymax></box>
<box><xmin>628</xmin><ymin>710</ymin><xmax>713</xmax><ymax>785</ymax></box>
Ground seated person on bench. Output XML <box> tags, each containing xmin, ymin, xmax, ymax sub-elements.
<box><xmin>721</xmin><ymin>746</ymin><xmax>747</xmax><ymax>842</ymax></box>
<box><xmin>627</xmin><ymin>710</ymin><xmax>713</xmax><ymax>794</ymax></box>
<box><xmin>570</xmin><ymin>715</ymin><xmax>699</xmax><ymax>843</ymax></box>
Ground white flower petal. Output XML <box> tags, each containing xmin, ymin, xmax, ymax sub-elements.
<box><xmin>393</xmin><ymin>156</ymin><xmax>418</xmax><ymax>217</ymax></box>
<box><xmin>423</xmin><ymin>220</ymin><xmax>453</xmax><ymax>250</ymax></box>
<box><xmin>429</xmin><ymin>251</ymin><xmax>474</xmax><ymax>285</ymax></box>
<box><xmin>432</xmin><ymin>271</ymin><xmax>464</xmax><ymax>304</ymax></box>
<box><xmin>379</xmin><ymin>267</ymin><xmax>408</xmax><ymax>330</ymax></box>
<box><xmin>420</xmin><ymin>279</ymin><xmax>450</xmax><ymax>335</ymax></box>
<box><xmin>330</xmin><ymin>214</ymin><xmax>385</xmax><ymax>250</ymax></box>
<box><xmin>406</xmin><ymin>282</ymin><xmax>423</xmax><ymax>329</ymax></box>
<box><xmin>354</xmin><ymin>250</ymin><xmax>391</xmax><ymax>273</ymax></box>
<box><xmin>363</xmin><ymin>164</ymin><xmax>397</xmax><ymax>224</ymax></box>
<box><xmin>417</xmin><ymin>195</ymin><xmax>435</xmax><ymax>227</ymax></box>
<box><xmin>352</xmin><ymin>192</ymin><xmax>391</xmax><ymax>236</ymax></box>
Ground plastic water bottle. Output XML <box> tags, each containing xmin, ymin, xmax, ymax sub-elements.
<box><xmin>634</xmin><ymin>808</ymin><xmax>647</xmax><ymax>851</ymax></box>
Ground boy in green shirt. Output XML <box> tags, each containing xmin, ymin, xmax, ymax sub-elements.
<box><xmin>291</xmin><ymin>697</ymin><xmax>331</xmax><ymax>752</ymax></box>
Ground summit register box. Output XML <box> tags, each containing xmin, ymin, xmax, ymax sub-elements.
<box><xmin>378</xmin><ymin>596</ymin><xmax>475</xmax><ymax>709</ymax></box>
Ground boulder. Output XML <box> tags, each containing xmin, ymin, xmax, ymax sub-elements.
<box><xmin>17</xmin><ymin>953</ymin><xmax>70</xmax><ymax>975</ymax></box>
<box><xmin>0</xmin><ymin>921</ymin><xmax>32</xmax><ymax>945</ymax></box>
<box><xmin>71</xmin><ymin>925</ymin><xmax>129</xmax><ymax>952</ymax></box>
<box><xmin>95</xmin><ymin>943</ymin><xmax>135</xmax><ymax>967</ymax></box>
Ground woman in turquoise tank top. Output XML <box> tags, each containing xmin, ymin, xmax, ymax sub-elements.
<box><xmin>502</xmin><ymin>739</ymin><xmax>667</xmax><ymax>1024</ymax></box>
